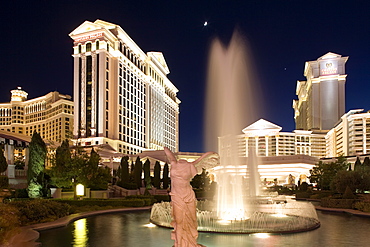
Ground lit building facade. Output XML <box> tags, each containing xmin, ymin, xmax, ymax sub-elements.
<box><xmin>69</xmin><ymin>20</ymin><xmax>180</xmax><ymax>154</ymax></box>
<box><xmin>293</xmin><ymin>52</ymin><xmax>348</xmax><ymax>131</ymax></box>
<box><xmin>0</xmin><ymin>87</ymin><xmax>73</xmax><ymax>143</ymax></box>
<box><xmin>237</xmin><ymin>119</ymin><xmax>326</xmax><ymax>158</ymax></box>
<box><xmin>326</xmin><ymin>109</ymin><xmax>370</xmax><ymax>157</ymax></box>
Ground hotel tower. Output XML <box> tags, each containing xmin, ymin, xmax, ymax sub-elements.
<box><xmin>293</xmin><ymin>52</ymin><xmax>348</xmax><ymax>131</ymax></box>
<box><xmin>69</xmin><ymin>20</ymin><xmax>180</xmax><ymax>154</ymax></box>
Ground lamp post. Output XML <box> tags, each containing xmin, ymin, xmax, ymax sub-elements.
<box><xmin>76</xmin><ymin>183</ymin><xmax>85</xmax><ymax>200</ymax></box>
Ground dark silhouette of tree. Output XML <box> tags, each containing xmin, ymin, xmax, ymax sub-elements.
<box><xmin>191</xmin><ymin>168</ymin><xmax>210</xmax><ymax>190</ymax></box>
<box><xmin>363</xmin><ymin>157</ymin><xmax>370</xmax><ymax>171</ymax></box>
<box><xmin>27</xmin><ymin>132</ymin><xmax>47</xmax><ymax>198</ymax></box>
<box><xmin>118</xmin><ymin>156</ymin><xmax>129</xmax><ymax>185</ymax></box>
<box><xmin>0</xmin><ymin>145</ymin><xmax>8</xmax><ymax>188</ymax></box>
<box><xmin>153</xmin><ymin>161</ymin><xmax>161</xmax><ymax>188</ymax></box>
<box><xmin>133</xmin><ymin>157</ymin><xmax>142</xmax><ymax>188</ymax></box>
<box><xmin>163</xmin><ymin>162</ymin><xmax>169</xmax><ymax>189</ymax></box>
<box><xmin>354</xmin><ymin>157</ymin><xmax>362</xmax><ymax>171</ymax></box>
<box><xmin>0</xmin><ymin>145</ymin><xmax>7</xmax><ymax>173</ymax></box>
<box><xmin>143</xmin><ymin>159</ymin><xmax>151</xmax><ymax>189</ymax></box>
<box><xmin>130</xmin><ymin>161</ymin><xmax>135</xmax><ymax>175</ymax></box>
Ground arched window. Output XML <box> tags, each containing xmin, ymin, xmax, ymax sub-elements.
<box><xmin>78</xmin><ymin>44</ymin><xmax>82</xmax><ymax>53</ymax></box>
<box><xmin>86</xmin><ymin>43</ymin><xmax>92</xmax><ymax>52</ymax></box>
<box><xmin>96</xmin><ymin>40</ymin><xmax>100</xmax><ymax>50</ymax></box>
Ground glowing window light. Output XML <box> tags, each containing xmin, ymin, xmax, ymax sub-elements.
<box><xmin>76</xmin><ymin>184</ymin><xmax>85</xmax><ymax>196</ymax></box>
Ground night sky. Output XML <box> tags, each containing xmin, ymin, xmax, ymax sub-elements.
<box><xmin>1</xmin><ymin>1</ymin><xmax>370</xmax><ymax>153</ymax></box>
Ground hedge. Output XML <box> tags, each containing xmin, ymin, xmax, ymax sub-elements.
<box><xmin>320</xmin><ymin>198</ymin><xmax>357</xmax><ymax>209</ymax></box>
<box><xmin>0</xmin><ymin>203</ymin><xmax>20</xmax><ymax>245</ymax></box>
<box><xmin>153</xmin><ymin>195</ymin><xmax>170</xmax><ymax>202</ymax></box>
<box><xmin>54</xmin><ymin>198</ymin><xmax>146</xmax><ymax>207</ymax></box>
<box><xmin>0</xmin><ymin>176</ymin><xmax>9</xmax><ymax>188</ymax></box>
<box><xmin>354</xmin><ymin>201</ymin><xmax>370</xmax><ymax>212</ymax></box>
<box><xmin>8</xmin><ymin>199</ymin><xmax>70</xmax><ymax>225</ymax></box>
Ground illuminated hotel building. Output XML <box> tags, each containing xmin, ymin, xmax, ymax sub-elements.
<box><xmin>69</xmin><ymin>20</ymin><xmax>180</xmax><ymax>154</ymax></box>
<box><xmin>216</xmin><ymin>119</ymin><xmax>322</xmax><ymax>184</ymax></box>
<box><xmin>233</xmin><ymin>119</ymin><xmax>326</xmax><ymax>158</ymax></box>
<box><xmin>293</xmin><ymin>52</ymin><xmax>348</xmax><ymax>131</ymax></box>
<box><xmin>326</xmin><ymin>109</ymin><xmax>370</xmax><ymax>157</ymax></box>
<box><xmin>0</xmin><ymin>87</ymin><xmax>74</xmax><ymax>142</ymax></box>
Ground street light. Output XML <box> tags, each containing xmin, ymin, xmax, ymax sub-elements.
<box><xmin>76</xmin><ymin>184</ymin><xmax>85</xmax><ymax>199</ymax></box>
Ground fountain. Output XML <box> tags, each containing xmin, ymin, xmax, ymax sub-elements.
<box><xmin>150</xmin><ymin>31</ymin><xmax>320</xmax><ymax>233</ymax></box>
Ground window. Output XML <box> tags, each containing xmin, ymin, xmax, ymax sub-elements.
<box><xmin>96</xmin><ymin>40</ymin><xmax>99</xmax><ymax>50</ymax></box>
<box><xmin>86</xmin><ymin>43</ymin><xmax>92</xmax><ymax>52</ymax></box>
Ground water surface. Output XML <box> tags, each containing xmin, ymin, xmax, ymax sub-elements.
<box><xmin>38</xmin><ymin>210</ymin><xmax>370</xmax><ymax>247</ymax></box>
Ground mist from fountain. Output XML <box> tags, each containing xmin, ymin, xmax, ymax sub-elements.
<box><xmin>204</xmin><ymin>31</ymin><xmax>262</xmax><ymax>220</ymax></box>
<box><xmin>150</xmin><ymin>31</ymin><xmax>320</xmax><ymax>233</ymax></box>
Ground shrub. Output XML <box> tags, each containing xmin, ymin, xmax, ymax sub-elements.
<box><xmin>10</xmin><ymin>189</ymin><xmax>29</xmax><ymax>199</ymax></box>
<box><xmin>153</xmin><ymin>195</ymin><xmax>170</xmax><ymax>202</ymax></box>
<box><xmin>0</xmin><ymin>176</ymin><xmax>9</xmax><ymax>188</ymax></box>
<box><xmin>354</xmin><ymin>201</ymin><xmax>370</xmax><ymax>212</ymax></box>
<box><xmin>0</xmin><ymin>204</ymin><xmax>20</xmax><ymax>244</ymax></box>
<box><xmin>125</xmin><ymin>195</ymin><xmax>156</xmax><ymax>205</ymax></box>
<box><xmin>342</xmin><ymin>186</ymin><xmax>356</xmax><ymax>199</ymax></box>
<box><xmin>311</xmin><ymin>191</ymin><xmax>334</xmax><ymax>199</ymax></box>
<box><xmin>295</xmin><ymin>192</ymin><xmax>311</xmax><ymax>199</ymax></box>
<box><xmin>55</xmin><ymin>198</ymin><xmax>148</xmax><ymax>208</ymax></box>
<box><xmin>320</xmin><ymin>198</ymin><xmax>356</xmax><ymax>209</ymax></box>
<box><xmin>117</xmin><ymin>182</ymin><xmax>138</xmax><ymax>190</ymax></box>
<box><xmin>9</xmin><ymin>199</ymin><xmax>70</xmax><ymax>225</ymax></box>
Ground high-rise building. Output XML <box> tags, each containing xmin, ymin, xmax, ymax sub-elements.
<box><xmin>0</xmin><ymin>87</ymin><xmax>74</xmax><ymax>143</ymax></box>
<box><xmin>293</xmin><ymin>52</ymin><xmax>348</xmax><ymax>131</ymax></box>
<box><xmin>69</xmin><ymin>20</ymin><xmax>180</xmax><ymax>154</ymax></box>
<box><xmin>326</xmin><ymin>109</ymin><xmax>370</xmax><ymax>157</ymax></box>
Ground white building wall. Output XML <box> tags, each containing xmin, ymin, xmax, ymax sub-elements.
<box><xmin>69</xmin><ymin>20</ymin><xmax>180</xmax><ymax>154</ymax></box>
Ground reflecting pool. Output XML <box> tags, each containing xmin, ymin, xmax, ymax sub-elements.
<box><xmin>38</xmin><ymin>210</ymin><xmax>370</xmax><ymax>247</ymax></box>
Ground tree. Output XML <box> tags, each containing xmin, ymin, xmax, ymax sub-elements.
<box><xmin>332</xmin><ymin>168</ymin><xmax>370</xmax><ymax>194</ymax></box>
<box><xmin>353</xmin><ymin>157</ymin><xmax>362</xmax><ymax>171</ymax></box>
<box><xmin>163</xmin><ymin>163</ymin><xmax>169</xmax><ymax>189</ymax></box>
<box><xmin>130</xmin><ymin>161</ymin><xmax>135</xmax><ymax>175</ymax></box>
<box><xmin>79</xmin><ymin>148</ymin><xmax>111</xmax><ymax>190</ymax></box>
<box><xmin>191</xmin><ymin>168</ymin><xmax>210</xmax><ymax>190</ymax></box>
<box><xmin>55</xmin><ymin>140</ymin><xmax>71</xmax><ymax>171</ymax></box>
<box><xmin>27</xmin><ymin>132</ymin><xmax>47</xmax><ymax>198</ymax></box>
<box><xmin>133</xmin><ymin>157</ymin><xmax>142</xmax><ymax>188</ymax></box>
<box><xmin>153</xmin><ymin>161</ymin><xmax>161</xmax><ymax>188</ymax></box>
<box><xmin>143</xmin><ymin>159</ymin><xmax>151</xmax><ymax>189</ymax></box>
<box><xmin>309</xmin><ymin>155</ymin><xmax>349</xmax><ymax>190</ymax></box>
<box><xmin>0</xmin><ymin>145</ymin><xmax>8</xmax><ymax>188</ymax></box>
<box><xmin>48</xmin><ymin>140</ymin><xmax>73</xmax><ymax>188</ymax></box>
<box><xmin>118</xmin><ymin>156</ymin><xmax>129</xmax><ymax>185</ymax></box>
<box><xmin>0</xmin><ymin>145</ymin><xmax>8</xmax><ymax>174</ymax></box>
<box><xmin>362</xmin><ymin>157</ymin><xmax>370</xmax><ymax>172</ymax></box>
<box><xmin>48</xmin><ymin>145</ymin><xmax>111</xmax><ymax>190</ymax></box>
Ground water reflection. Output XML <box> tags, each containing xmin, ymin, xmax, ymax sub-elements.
<box><xmin>38</xmin><ymin>211</ymin><xmax>370</xmax><ymax>247</ymax></box>
<box><xmin>73</xmin><ymin>218</ymin><xmax>88</xmax><ymax>247</ymax></box>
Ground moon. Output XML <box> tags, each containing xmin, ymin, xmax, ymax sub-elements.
<box><xmin>204</xmin><ymin>21</ymin><xmax>208</xmax><ymax>27</ymax></box>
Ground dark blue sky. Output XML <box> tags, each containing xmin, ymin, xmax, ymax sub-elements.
<box><xmin>1</xmin><ymin>1</ymin><xmax>370</xmax><ymax>152</ymax></box>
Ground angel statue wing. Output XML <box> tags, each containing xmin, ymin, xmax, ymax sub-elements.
<box><xmin>192</xmin><ymin>152</ymin><xmax>220</xmax><ymax>173</ymax></box>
